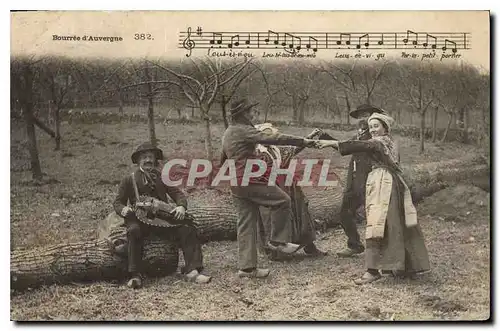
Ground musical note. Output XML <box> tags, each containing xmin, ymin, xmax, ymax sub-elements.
<box><xmin>306</xmin><ymin>36</ymin><xmax>318</xmax><ymax>52</ymax></box>
<box><xmin>209</xmin><ymin>33</ymin><xmax>223</xmax><ymax>47</ymax></box>
<box><xmin>182</xmin><ymin>27</ymin><xmax>195</xmax><ymax>57</ymax></box>
<box><xmin>378</xmin><ymin>34</ymin><xmax>384</xmax><ymax>45</ymax></box>
<box><xmin>283</xmin><ymin>33</ymin><xmax>301</xmax><ymax>50</ymax></box>
<box><xmin>442</xmin><ymin>39</ymin><xmax>457</xmax><ymax>53</ymax></box>
<box><xmin>264</xmin><ymin>30</ymin><xmax>279</xmax><ymax>46</ymax></box>
<box><xmin>337</xmin><ymin>33</ymin><xmax>351</xmax><ymax>45</ymax></box>
<box><xmin>228</xmin><ymin>34</ymin><xmax>240</xmax><ymax>48</ymax></box>
<box><xmin>403</xmin><ymin>30</ymin><xmax>418</xmax><ymax>46</ymax></box>
<box><xmin>423</xmin><ymin>33</ymin><xmax>437</xmax><ymax>49</ymax></box>
<box><xmin>178</xmin><ymin>29</ymin><xmax>470</xmax><ymax>55</ymax></box>
<box><xmin>357</xmin><ymin>33</ymin><xmax>369</xmax><ymax>49</ymax></box>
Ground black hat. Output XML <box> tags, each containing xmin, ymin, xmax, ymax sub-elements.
<box><xmin>131</xmin><ymin>142</ymin><xmax>164</xmax><ymax>164</ymax></box>
<box><xmin>228</xmin><ymin>99</ymin><xmax>259</xmax><ymax>118</ymax></box>
<box><xmin>349</xmin><ymin>104</ymin><xmax>387</xmax><ymax>119</ymax></box>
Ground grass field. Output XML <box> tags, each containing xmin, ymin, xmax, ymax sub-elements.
<box><xmin>10</xmin><ymin>119</ymin><xmax>490</xmax><ymax>321</ymax></box>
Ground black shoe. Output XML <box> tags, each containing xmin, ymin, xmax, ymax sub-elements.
<box><xmin>303</xmin><ymin>243</ymin><xmax>328</xmax><ymax>256</ymax></box>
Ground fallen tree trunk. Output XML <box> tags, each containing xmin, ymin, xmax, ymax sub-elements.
<box><xmin>11</xmin><ymin>238</ymin><xmax>178</xmax><ymax>291</ymax></box>
<box><xmin>11</xmin><ymin>155</ymin><xmax>489</xmax><ymax>291</ymax></box>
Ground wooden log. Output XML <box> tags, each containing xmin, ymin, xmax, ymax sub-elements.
<box><xmin>11</xmin><ymin>232</ymin><xmax>178</xmax><ymax>291</ymax></box>
<box><xmin>10</xmin><ymin>155</ymin><xmax>489</xmax><ymax>291</ymax></box>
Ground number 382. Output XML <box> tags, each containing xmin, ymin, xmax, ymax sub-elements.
<box><xmin>134</xmin><ymin>33</ymin><xmax>153</xmax><ymax>40</ymax></box>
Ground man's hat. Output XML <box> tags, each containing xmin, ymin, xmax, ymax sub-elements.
<box><xmin>349</xmin><ymin>104</ymin><xmax>387</xmax><ymax>119</ymax></box>
<box><xmin>228</xmin><ymin>98</ymin><xmax>259</xmax><ymax>118</ymax></box>
<box><xmin>131</xmin><ymin>141</ymin><xmax>164</xmax><ymax>164</ymax></box>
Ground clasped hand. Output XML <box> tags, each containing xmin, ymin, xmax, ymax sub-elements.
<box><xmin>304</xmin><ymin>139</ymin><xmax>339</xmax><ymax>149</ymax></box>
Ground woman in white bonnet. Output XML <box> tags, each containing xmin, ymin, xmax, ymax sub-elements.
<box><xmin>319</xmin><ymin>112</ymin><xmax>430</xmax><ymax>285</ymax></box>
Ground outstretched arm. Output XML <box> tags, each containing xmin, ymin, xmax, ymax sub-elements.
<box><xmin>248</xmin><ymin>126</ymin><xmax>318</xmax><ymax>148</ymax></box>
<box><xmin>318</xmin><ymin>139</ymin><xmax>386</xmax><ymax>157</ymax></box>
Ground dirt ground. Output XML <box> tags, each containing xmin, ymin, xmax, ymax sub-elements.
<box><xmin>10</xmin><ymin>120</ymin><xmax>490</xmax><ymax>321</ymax></box>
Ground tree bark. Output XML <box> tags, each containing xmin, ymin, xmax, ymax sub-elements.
<box><xmin>297</xmin><ymin>97</ymin><xmax>306</xmax><ymax>125</ymax></box>
<box><xmin>33</xmin><ymin>117</ymin><xmax>56</xmax><ymax>138</ymax></box>
<box><xmin>344</xmin><ymin>91</ymin><xmax>351</xmax><ymax>125</ymax></box>
<box><xmin>292</xmin><ymin>97</ymin><xmax>299</xmax><ymax>122</ymax></box>
<box><xmin>462</xmin><ymin>107</ymin><xmax>469</xmax><ymax>144</ymax></box>
<box><xmin>431</xmin><ymin>105</ymin><xmax>439</xmax><ymax>143</ymax></box>
<box><xmin>264</xmin><ymin>97</ymin><xmax>271</xmax><ymax>122</ymax></box>
<box><xmin>11</xmin><ymin>238</ymin><xmax>178</xmax><ymax>291</ymax></box>
<box><xmin>221</xmin><ymin>95</ymin><xmax>229</xmax><ymax>129</ymax></box>
<box><xmin>118</xmin><ymin>87</ymin><xmax>124</xmax><ymax>116</ymax></box>
<box><xmin>202</xmin><ymin>110</ymin><xmax>214</xmax><ymax>161</ymax></box>
<box><xmin>441</xmin><ymin>111</ymin><xmax>453</xmax><ymax>143</ymax></box>
<box><xmin>55</xmin><ymin>107</ymin><xmax>61</xmax><ymax>151</ymax></box>
<box><xmin>145</xmin><ymin>66</ymin><xmax>157</xmax><ymax>147</ymax></box>
<box><xmin>21</xmin><ymin>66</ymin><xmax>43</xmax><ymax>182</ymax></box>
<box><xmin>10</xmin><ymin>155</ymin><xmax>489</xmax><ymax>291</ymax></box>
<box><xmin>419</xmin><ymin>110</ymin><xmax>426</xmax><ymax>154</ymax></box>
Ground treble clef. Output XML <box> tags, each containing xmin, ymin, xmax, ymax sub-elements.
<box><xmin>183</xmin><ymin>27</ymin><xmax>196</xmax><ymax>57</ymax></box>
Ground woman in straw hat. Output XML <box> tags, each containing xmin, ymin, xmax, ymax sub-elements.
<box><xmin>318</xmin><ymin>112</ymin><xmax>430</xmax><ymax>285</ymax></box>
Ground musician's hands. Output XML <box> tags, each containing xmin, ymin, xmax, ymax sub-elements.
<box><xmin>121</xmin><ymin>206</ymin><xmax>134</xmax><ymax>218</ymax></box>
<box><xmin>172</xmin><ymin>206</ymin><xmax>186</xmax><ymax>220</ymax></box>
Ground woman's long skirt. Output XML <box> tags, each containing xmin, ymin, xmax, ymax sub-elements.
<box><xmin>365</xmin><ymin>176</ymin><xmax>430</xmax><ymax>273</ymax></box>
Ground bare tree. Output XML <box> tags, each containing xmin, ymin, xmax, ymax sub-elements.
<box><xmin>147</xmin><ymin>57</ymin><xmax>252</xmax><ymax>160</ymax></box>
<box><xmin>250</xmin><ymin>62</ymin><xmax>283</xmax><ymax>122</ymax></box>
<box><xmin>215</xmin><ymin>63</ymin><xmax>257</xmax><ymax>128</ymax></box>
<box><xmin>320</xmin><ymin>61</ymin><xmax>360</xmax><ymax>124</ymax></box>
<box><xmin>38</xmin><ymin>57</ymin><xmax>75</xmax><ymax>150</ymax></box>
<box><xmin>359</xmin><ymin>62</ymin><xmax>387</xmax><ymax>104</ymax></box>
<box><xmin>281</xmin><ymin>62</ymin><xmax>319</xmax><ymax>124</ymax></box>
<box><xmin>398</xmin><ymin>62</ymin><xmax>436</xmax><ymax>153</ymax></box>
<box><xmin>11</xmin><ymin>57</ymin><xmax>43</xmax><ymax>181</ymax></box>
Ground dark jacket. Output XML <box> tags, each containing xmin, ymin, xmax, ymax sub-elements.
<box><xmin>344</xmin><ymin>131</ymin><xmax>372</xmax><ymax>195</ymax></box>
<box><xmin>113</xmin><ymin>169</ymin><xmax>188</xmax><ymax>215</ymax></box>
<box><xmin>220</xmin><ymin>122</ymin><xmax>306</xmax><ymax>185</ymax></box>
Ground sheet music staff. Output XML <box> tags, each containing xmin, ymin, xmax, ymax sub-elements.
<box><xmin>180</xmin><ymin>27</ymin><xmax>471</xmax><ymax>57</ymax></box>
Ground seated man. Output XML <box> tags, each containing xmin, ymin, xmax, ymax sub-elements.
<box><xmin>113</xmin><ymin>142</ymin><xmax>211</xmax><ymax>289</ymax></box>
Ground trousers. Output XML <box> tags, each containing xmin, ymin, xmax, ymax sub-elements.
<box><xmin>339</xmin><ymin>190</ymin><xmax>364</xmax><ymax>250</ymax></box>
<box><xmin>231</xmin><ymin>184</ymin><xmax>293</xmax><ymax>270</ymax></box>
<box><xmin>125</xmin><ymin>214</ymin><xmax>204</xmax><ymax>275</ymax></box>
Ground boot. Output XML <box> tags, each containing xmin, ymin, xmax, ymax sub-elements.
<box><xmin>303</xmin><ymin>243</ymin><xmax>328</xmax><ymax>256</ymax></box>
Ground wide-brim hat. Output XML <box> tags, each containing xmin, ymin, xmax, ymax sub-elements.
<box><xmin>228</xmin><ymin>99</ymin><xmax>259</xmax><ymax>118</ymax></box>
<box><xmin>349</xmin><ymin>104</ymin><xmax>387</xmax><ymax>119</ymax></box>
<box><xmin>131</xmin><ymin>142</ymin><xmax>164</xmax><ymax>164</ymax></box>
